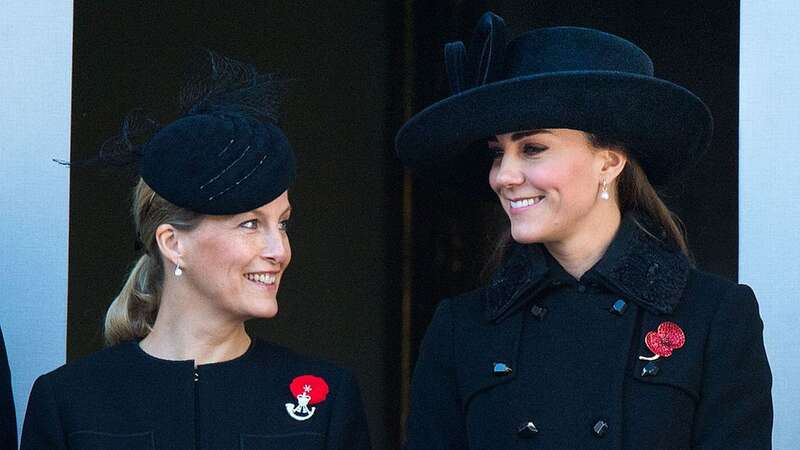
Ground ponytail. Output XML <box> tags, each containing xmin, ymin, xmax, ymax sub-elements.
<box><xmin>104</xmin><ymin>253</ymin><xmax>162</xmax><ymax>345</ymax></box>
<box><xmin>103</xmin><ymin>179</ymin><xmax>201</xmax><ymax>346</ymax></box>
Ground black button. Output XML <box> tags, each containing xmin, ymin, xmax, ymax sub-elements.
<box><xmin>641</xmin><ymin>361</ymin><xmax>660</xmax><ymax>377</ymax></box>
<box><xmin>517</xmin><ymin>421</ymin><xmax>538</xmax><ymax>437</ymax></box>
<box><xmin>593</xmin><ymin>420</ymin><xmax>609</xmax><ymax>437</ymax></box>
<box><xmin>577</xmin><ymin>284</ymin><xmax>587</xmax><ymax>293</ymax></box>
<box><xmin>493</xmin><ymin>362</ymin><xmax>513</xmax><ymax>376</ymax></box>
<box><xmin>610</xmin><ymin>299</ymin><xmax>628</xmax><ymax>316</ymax></box>
<box><xmin>551</xmin><ymin>279</ymin><xmax>563</xmax><ymax>286</ymax></box>
<box><xmin>530</xmin><ymin>304</ymin><xmax>548</xmax><ymax>320</ymax></box>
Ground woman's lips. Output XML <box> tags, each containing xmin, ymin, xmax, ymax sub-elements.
<box><xmin>509</xmin><ymin>196</ymin><xmax>545</xmax><ymax>213</ymax></box>
<box><xmin>244</xmin><ymin>272</ymin><xmax>278</xmax><ymax>288</ymax></box>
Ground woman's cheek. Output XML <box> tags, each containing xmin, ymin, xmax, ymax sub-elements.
<box><xmin>487</xmin><ymin>165</ymin><xmax>501</xmax><ymax>192</ymax></box>
<box><xmin>283</xmin><ymin>237</ymin><xmax>292</xmax><ymax>268</ymax></box>
<box><xmin>526</xmin><ymin>164</ymin><xmax>559</xmax><ymax>191</ymax></box>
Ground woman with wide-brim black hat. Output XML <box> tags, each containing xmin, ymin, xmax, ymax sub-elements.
<box><xmin>21</xmin><ymin>52</ymin><xmax>371</xmax><ymax>450</ymax></box>
<box><xmin>397</xmin><ymin>12</ymin><xmax>772</xmax><ymax>449</ymax></box>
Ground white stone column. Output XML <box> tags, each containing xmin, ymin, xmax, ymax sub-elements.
<box><xmin>740</xmin><ymin>1</ymin><xmax>800</xmax><ymax>446</ymax></box>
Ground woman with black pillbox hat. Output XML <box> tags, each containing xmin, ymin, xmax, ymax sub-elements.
<box><xmin>397</xmin><ymin>12</ymin><xmax>772</xmax><ymax>449</ymax></box>
<box><xmin>20</xmin><ymin>51</ymin><xmax>371</xmax><ymax>449</ymax></box>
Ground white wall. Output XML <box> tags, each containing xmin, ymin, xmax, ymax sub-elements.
<box><xmin>0</xmin><ymin>0</ymin><xmax>72</xmax><ymax>440</ymax></box>
<box><xmin>740</xmin><ymin>1</ymin><xmax>800</xmax><ymax>447</ymax></box>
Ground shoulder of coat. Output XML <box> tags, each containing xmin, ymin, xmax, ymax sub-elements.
<box><xmin>440</xmin><ymin>286</ymin><xmax>490</xmax><ymax>322</ymax></box>
<box><xmin>38</xmin><ymin>340</ymin><xmax>136</xmax><ymax>387</ymax></box>
<box><xmin>676</xmin><ymin>267</ymin><xmax>749</xmax><ymax>315</ymax></box>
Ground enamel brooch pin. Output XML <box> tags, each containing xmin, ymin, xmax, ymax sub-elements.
<box><xmin>639</xmin><ymin>321</ymin><xmax>685</xmax><ymax>361</ymax></box>
<box><xmin>285</xmin><ymin>375</ymin><xmax>329</xmax><ymax>421</ymax></box>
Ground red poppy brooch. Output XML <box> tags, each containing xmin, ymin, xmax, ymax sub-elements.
<box><xmin>285</xmin><ymin>375</ymin><xmax>329</xmax><ymax>421</ymax></box>
<box><xmin>639</xmin><ymin>321</ymin><xmax>685</xmax><ymax>361</ymax></box>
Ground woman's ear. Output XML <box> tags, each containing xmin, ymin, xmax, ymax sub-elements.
<box><xmin>155</xmin><ymin>223</ymin><xmax>182</xmax><ymax>267</ymax></box>
<box><xmin>600</xmin><ymin>149</ymin><xmax>627</xmax><ymax>182</ymax></box>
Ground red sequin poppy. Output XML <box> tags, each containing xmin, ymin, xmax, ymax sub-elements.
<box><xmin>289</xmin><ymin>375</ymin><xmax>330</xmax><ymax>405</ymax></box>
<box><xmin>645</xmin><ymin>321</ymin><xmax>686</xmax><ymax>357</ymax></box>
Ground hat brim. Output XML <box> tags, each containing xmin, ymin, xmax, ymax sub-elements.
<box><xmin>395</xmin><ymin>71</ymin><xmax>712</xmax><ymax>187</ymax></box>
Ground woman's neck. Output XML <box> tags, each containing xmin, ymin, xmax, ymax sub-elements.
<box><xmin>139</xmin><ymin>285</ymin><xmax>251</xmax><ymax>366</ymax></box>
<box><xmin>544</xmin><ymin>208</ymin><xmax>622</xmax><ymax>280</ymax></box>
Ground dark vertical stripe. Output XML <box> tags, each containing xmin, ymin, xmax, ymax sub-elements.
<box><xmin>399</xmin><ymin>0</ymin><xmax>416</xmax><ymax>437</ymax></box>
<box><xmin>0</xmin><ymin>328</ymin><xmax>17</xmax><ymax>448</ymax></box>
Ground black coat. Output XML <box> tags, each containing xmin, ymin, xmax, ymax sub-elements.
<box><xmin>1</xmin><ymin>327</ymin><xmax>17</xmax><ymax>450</ymax></box>
<box><xmin>406</xmin><ymin>215</ymin><xmax>773</xmax><ymax>449</ymax></box>
<box><xmin>21</xmin><ymin>338</ymin><xmax>371</xmax><ymax>449</ymax></box>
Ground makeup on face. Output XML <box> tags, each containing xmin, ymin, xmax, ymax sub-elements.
<box><xmin>488</xmin><ymin>129</ymin><xmax>607</xmax><ymax>244</ymax></box>
<box><xmin>178</xmin><ymin>191</ymin><xmax>293</xmax><ymax>319</ymax></box>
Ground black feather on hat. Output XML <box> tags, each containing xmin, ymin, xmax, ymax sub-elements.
<box><xmin>62</xmin><ymin>50</ymin><xmax>295</xmax><ymax>215</ymax></box>
<box><xmin>142</xmin><ymin>50</ymin><xmax>295</xmax><ymax>214</ymax></box>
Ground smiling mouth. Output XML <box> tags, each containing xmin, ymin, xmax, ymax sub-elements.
<box><xmin>244</xmin><ymin>272</ymin><xmax>277</xmax><ymax>285</ymax></box>
<box><xmin>509</xmin><ymin>196</ymin><xmax>545</xmax><ymax>209</ymax></box>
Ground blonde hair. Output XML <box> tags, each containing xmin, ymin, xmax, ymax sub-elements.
<box><xmin>104</xmin><ymin>179</ymin><xmax>201</xmax><ymax>346</ymax></box>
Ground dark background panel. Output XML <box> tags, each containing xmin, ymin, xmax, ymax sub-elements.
<box><xmin>69</xmin><ymin>2</ymin><xmax>738</xmax><ymax>449</ymax></box>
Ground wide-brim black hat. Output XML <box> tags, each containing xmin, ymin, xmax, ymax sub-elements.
<box><xmin>395</xmin><ymin>12</ymin><xmax>713</xmax><ymax>187</ymax></box>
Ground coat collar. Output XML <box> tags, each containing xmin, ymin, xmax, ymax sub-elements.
<box><xmin>485</xmin><ymin>213</ymin><xmax>690</xmax><ymax>322</ymax></box>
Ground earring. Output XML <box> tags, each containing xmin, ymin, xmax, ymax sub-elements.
<box><xmin>600</xmin><ymin>179</ymin><xmax>610</xmax><ymax>201</ymax></box>
<box><xmin>174</xmin><ymin>264</ymin><xmax>183</xmax><ymax>277</ymax></box>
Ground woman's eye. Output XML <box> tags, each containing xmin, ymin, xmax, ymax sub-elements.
<box><xmin>522</xmin><ymin>143</ymin><xmax>547</xmax><ymax>156</ymax></box>
<box><xmin>240</xmin><ymin>219</ymin><xmax>258</xmax><ymax>230</ymax></box>
<box><xmin>278</xmin><ymin>219</ymin><xmax>290</xmax><ymax>232</ymax></box>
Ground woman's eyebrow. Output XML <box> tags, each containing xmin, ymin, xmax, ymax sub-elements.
<box><xmin>488</xmin><ymin>129</ymin><xmax>552</xmax><ymax>143</ymax></box>
<box><xmin>247</xmin><ymin>205</ymin><xmax>291</xmax><ymax>220</ymax></box>
<box><xmin>510</xmin><ymin>129</ymin><xmax>551</xmax><ymax>141</ymax></box>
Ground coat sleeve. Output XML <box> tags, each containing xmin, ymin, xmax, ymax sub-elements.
<box><xmin>20</xmin><ymin>374</ymin><xmax>68</xmax><ymax>450</ymax></box>
<box><xmin>691</xmin><ymin>283</ymin><xmax>773</xmax><ymax>448</ymax></box>
<box><xmin>405</xmin><ymin>299</ymin><xmax>468</xmax><ymax>450</ymax></box>
<box><xmin>325</xmin><ymin>370</ymin><xmax>371</xmax><ymax>450</ymax></box>
<box><xmin>0</xmin><ymin>328</ymin><xmax>17</xmax><ymax>450</ymax></box>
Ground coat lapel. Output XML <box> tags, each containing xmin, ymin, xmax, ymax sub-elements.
<box><xmin>588</xmin><ymin>215</ymin><xmax>690</xmax><ymax>315</ymax></box>
<box><xmin>485</xmin><ymin>213</ymin><xmax>690</xmax><ymax>322</ymax></box>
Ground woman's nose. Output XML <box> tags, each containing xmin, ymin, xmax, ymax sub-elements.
<box><xmin>493</xmin><ymin>154</ymin><xmax>525</xmax><ymax>187</ymax></box>
<box><xmin>260</xmin><ymin>230</ymin><xmax>288</xmax><ymax>264</ymax></box>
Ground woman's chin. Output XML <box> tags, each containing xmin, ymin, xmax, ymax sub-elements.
<box><xmin>510</xmin><ymin>224</ymin><xmax>546</xmax><ymax>244</ymax></box>
<box><xmin>247</xmin><ymin>299</ymin><xmax>279</xmax><ymax>319</ymax></box>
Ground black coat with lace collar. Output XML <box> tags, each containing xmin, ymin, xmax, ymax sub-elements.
<box><xmin>406</xmin><ymin>215</ymin><xmax>773</xmax><ymax>449</ymax></box>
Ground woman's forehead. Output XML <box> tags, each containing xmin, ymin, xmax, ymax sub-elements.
<box><xmin>253</xmin><ymin>191</ymin><xmax>291</xmax><ymax>215</ymax></box>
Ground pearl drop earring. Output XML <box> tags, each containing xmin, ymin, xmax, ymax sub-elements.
<box><xmin>600</xmin><ymin>179</ymin><xmax>610</xmax><ymax>200</ymax></box>
<box><xmin>174</xmin><ymin>264</ymin><xmax>183</xmax><ymax>277</ymax></box>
